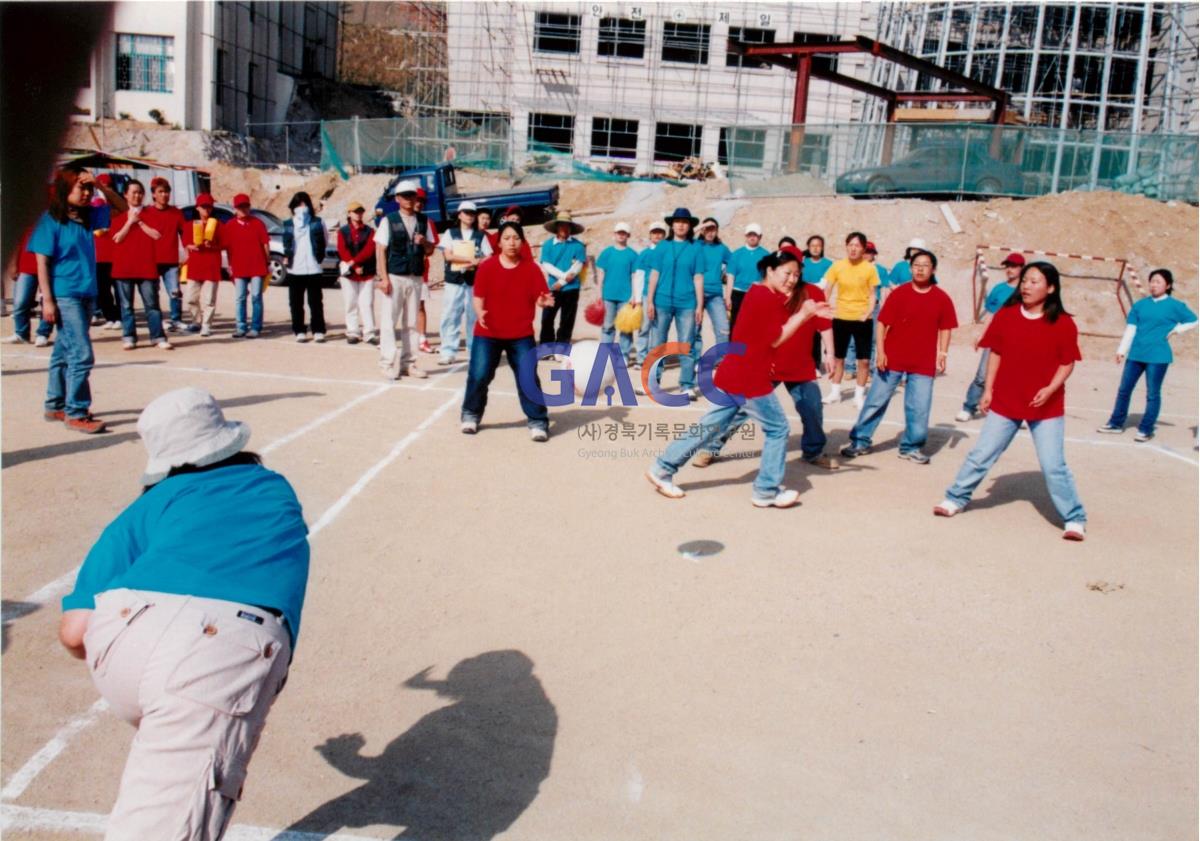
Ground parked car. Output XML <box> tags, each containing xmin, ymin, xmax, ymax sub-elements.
<box><xmin>836</xmin><ymin>144</ymin><xmax>1026</xmax><ymax>197</ymax></box>
<box><xmin>374</xmin><ymin>163</ymin><xmax>559</xmax><ymax>229</ymax></box>
<box><xmin>181</xmin><ymin>204</ymin><xmax>341</xmax><ymax>286</ymax></box>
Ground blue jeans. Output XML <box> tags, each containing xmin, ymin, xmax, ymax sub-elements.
<box><xmin>848</xmin><ymin>369</ymin><xmax>934</xmax><ymax>454</ymax></box>
<box><xmin>690</xmin><ymin>292</ymin><xmax>730</xmax><ymax>374</ymax></box>
<box><xmin>962</xmin><ymin>349</ymin><xmax>990</xmax><ymax>413</ymax></box>
<box><xmin>1106</xmin><ymin>359</ymin><xmax>1169</xmax><ymax>435</ymax></box>
<box><xmin>159</xmin><ymin>264</ymin><xmax>183</xmax><ymax>322</ymax></box>
<box><xmin>234</xmin><ymin>276</ymin><xmax>264</xmax><ymax>333</ymax></box>
<box><xmin>945</xmin><ymin>412</ymin><xmax>1087</xmax><ymax>524</ymax></box>
<box><xmin>706</xmin><ymin>380</ymin><xmax>827</xmax><ymax>460</ymax></box>
<box><xmin>12</xmin><ymin>273</ymin><xmax>53</xmax><ymax>340</ymax></box>
<box><xmin>600</xmin><ymin>300</ymin><xmax>633</xmax><ymax>359</ymax></box>
<box><xmin>439</xmin><ymin>281</ymin><xmax>476</xmax><ymax>361</ymax></box>
<box><xmin>44</xmin><ymin>296</ymin><xmax>96</xmax><ymax>418</ymax></box>
<box><xmin>650</xmin><ymin>305</ymin><xmax>697</xmax><ymax>390</ymax></box>
<box><xmin>461</xmin><ymin>334</ymin><xmax>549</xmax><ymax>430</ymax></box>
<box><xmin>655</xmin><ymin>391</ymin><xmax>790</xmax><ymax>499</ymax></box>
<box><xmin>116</xmin><ymin>278</ymin><xmax>165</xmax><ymax>342</ymax></box>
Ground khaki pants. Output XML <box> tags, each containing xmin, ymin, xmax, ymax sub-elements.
<box><xmin>379</xmin><ymin>274</ymin><xmax>421</xmax><ymax>373</ymax></box>
<box><xmin>185</xmin><ymin>280</ymin><xmax>219</xmax><ymax>330</ymax></box>
<box><xmin>339</xmin><ymin>277</ymin><xmax>375</xmax><ymax>339</ymax></box>
<box><xmin>85</xmin><ymin>589</ymin><xmax>291</xmax><ymax>841</ymax></box>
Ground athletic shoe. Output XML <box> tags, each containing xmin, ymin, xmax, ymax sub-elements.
<box><xmin>955</xmin><ymin>410</ymin><xmax>975</xmax><ymax>422</ymax></box>
<box><xmin>34</xmin><ymin>335</ymin><xmax>48</xmax><ymax>347</ymax></box>
<box><xmin>4</xmin><ymin>334</ymin><xmax>27</xmax><ymax>344</ymax></box>
<box><xmin>122</xmin><ymin>339</ymin><xmax>136</xmax><ymax>350</ymax></box>
<box><xmin>44</xmin><ymin>410</ymin><xmax>65</xmax><ymax>422</ymax></box>
<box><xmin>246</xmin><ymin>330</ymin><xmax>259</xmax><ymax>339</ymax></box>
<box><xmin>404</xmin><ymin>365</ymin><xmax>428</xmax><ymax>379</ymax></box>
<box><xmin>804</xmin><ymin>454</ymin><xmax>839</xmax><ymax>470</ymax></box>
<box><xmin>439</xmin><ymin>355</ymin><xmax>455</xmax><ymax>366</ymax></box>
<box><xmin>186</xmin><ymin>323</ymin><xmax>201</xmax><ymax>333</ymax></box>
<box><xmin>686</xmin><ymin>387</ymin><xmax>701</xmax><ymax>402</ymax></box>
<box><xmin>839</xmin><ymin>443</ymin><xmax>870</xmax><ymax>459</ymax></box>
<box><xmin>365</xmin><ymin>334</ymin><xmax>378</xmax><ymax>345</ymax></box>
<box><xmin>105</xmin><ymin>321</ymin><xmax>121</xmax><ymax>330</ymax></box>
<box><xmin>933</xmin><ymin>499</ymin><xmax>961</xmax><ymax>517</ymax></box>
<box><xmin>346</xmin><ymin>333</ymin><xmax>361</xmax><ymax>345</ymax></box>
<box><xmin>65</xmin><ymin>415</ymin><xmax>106</xmax><ymax>434</ymax></box>
<box><xmin>166</xmin><ymin>320</ymin><xmax>179</xmax><ymax>333</ymax></box>
<box><xmin>200</xmin><ymin>326</ymin><xmax>212</xmax><ymax>337</ymax></box>
<box><xmin>461</xmin><ymin>420</ymin><xmax>478</xmax><ymax>434</ymax></box>
<box><xmin>751</xmin><ymin>488</ymin><xmax>801</xmax><ymax>509</ymax></box>
<box><xmin>1134</xmin><ymin>431</ymin><xmax>1154</xmax><ymax>442</ymax></box>
<box><xmin>691</xmin><ymin>450</ymin><xmax>715</xmax><ymax>468</ymax></box>
<box><xmin>530</xmin><ymin>427</ymin><xmax>549</xmax><ymax>442</ymax></box>
<box><xmin>1096</xmin><ymin>424</ymin><xmax>1122</xmax><ymax>434</ymax></box>
<box><xmin>1062</xmin><ymin>522</ymin><xmax>1086</xmax><ymax>541</ymax></box>
<box><xmin>419</xmin><ymin>340</ymin><xmax>434</xmax><ymax>354</ymax></box>
<box><xmin>822</xmin><ymin>386</ymin><xmax>841</xmax><ymax>405</ymax></box>
<box><xmin>157</xmin><ymin>340</ymin><xmax>174</xmax><ymax>351</ymax></box>
<box><xmin>232</xmin><ymin>329</ymin><xmax>246</xmax><ymax>338</ymax></box>
<box><xmin>295</xmin><ymin>333</ymin><xmax>308</xmax><ymax>342</ymax></box>
<box><xmin>314</xmin><ymin>333</ymin><xmax>326</xmax><ymax>343</ymax></box>
<box><xmin>645</xmin><ymin>468</ymin><xmax>685</xmax><ymax>499</ymax></box>
<box><xmin>898</xmin><ymin>450</ymin><xmax>930</xmax><ymax>465</ymax></box>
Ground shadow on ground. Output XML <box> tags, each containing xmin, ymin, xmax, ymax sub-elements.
<box><xmin>277</xmin><ymin>650</ymin><xmax>557</xmax><ymax>840</ymax></box>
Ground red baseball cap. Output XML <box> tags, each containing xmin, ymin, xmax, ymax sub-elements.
<box><xmin>1001</xmin><ymin>252</ymin><xmax>1026</xmax><ymax>267</ymax></box>
<box><xmin>502</xmin><ymin>205</ymin><xmax>520</xmax><ymax>217</ymax></box>
<box><xmin>780</xmin><ymin>244</ymin><xmax>807</xmax><ymax>263</ymax></box>
<box><xmin>96</xmin><ymin>173</ymin><xmax>113</xmax><ymax>187</ymax></box>
<box><xmin>865</xmin><ymin>241</ymin><xmax>878</xmax><ymax>254</ymax></box>
<box><xmin>195</xmin><ymin>193</ymin><xmax>215</xmax><ymax>207</ymax></box>
<box><xmin>232</xmin><ymin>193</ymin><xmax>251</xmax><ymax>208</ymax></box>
<box><xmin>416</xmin><ymin>187</ymin><xmax>427</xmax><ymax>199</ymax></box>
<box><xmin>150</xmin><ymin>176</ymin><xmax>171</xmax><ymax>191</ymax></box>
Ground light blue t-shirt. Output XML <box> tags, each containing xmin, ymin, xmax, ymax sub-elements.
<box><xmin>1128</xmin><ymin>296</ymin><xmax>1198</xmax><ymax>364</ymax></box>
<box><xmin>984</xmin><ymin>282</ymin><xmax>1018</xmax><ymax>314</ymax></box>
<box><xmin>802</xmin><ymin>256</ymin><xmax>832</xmax><ymax>286</ymax></box>
<box><xmin>696</xmin><ymin>240</ymin><xmax>732</xmax><ymax>297</ymax></box>
<box><xmin>727</xmin><ymin>245</ymin><xmax>768</xmax><ymax>292</ymax></box>
<box><xmin>650</xmin><ymin>239</ymin><xmax>702</xmax><ymax>309</ymax></box>
<box><xmin>28</xmin><ymin>210</ymin><xmax>97</xmax><ymax>299</ymax></box>
<box><xmin>873</xmin><ymin>261</ymin><xmax>891</xmax><ymax>288</ymax></box>
<box><xmin>597</xmin><ymin>245</ymin><xmax>638</xmax><ymax>302</ymax></box>
<box><xmin>540</xmin><ymin>237</ymin><xmax>587</xmax><ymax>292</ymax></box>
<box><xmin>889</xmin><ymin>259</ymin><xmax>912</xmax><ymax>286</ymax></box>
<box><xmin>63</xmin><ymin>464</ymin><xmax>310</xmax><ymax>648</ymax></box>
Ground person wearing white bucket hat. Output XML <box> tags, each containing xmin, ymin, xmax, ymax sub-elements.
<box><xmin>889</xmin><ymin>237</ymin><xmax>928</xmax><ymax>287</ymax></box>
<box><xmin>596</xmin><ymin>222</ymin><xmax>639</xmax><ymax>360</ymax></box>
<box><xmin>438</xmin><ymin>200</ymin><xmax>491</xmax><ymax>365</ymax></box>
<box><xmin>58</xmin><ymin>387</ymin><xmax>310</xmax><ymax>839</ymax></box>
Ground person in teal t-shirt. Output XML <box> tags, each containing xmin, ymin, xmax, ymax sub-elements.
<box><xmin>1099</xmin><ymin>268</ymin><xmax>1198</xmax><ymax>440</ymax></box>
<box><xmin>538</xmin><ymin>212</ymin><xmax>587</xmax><ymax>347</ymax></box>
<box><xmin>631</xmin><ymin>222</ymin><xmax>666</xmax><ymax>365</ymax></box>
<box><xmin>957</xmin><ymin>252</ymin><xmax>1024</xmax><ymax>420</ymax></box>
<box><xmin>691</xmin><ymin>217</ymin><xmax>732</xmax><ymax>380</ymax></box>
<box><xmin>596</xmin><ymin>222</ymin><xmax>639</xmax><ymax>360</ymax></box>
<box><xmin>726</xmin><ymin>223</ymin><xmax>769</xmax><ymax>331</ymax></box>
<box><xmin>646</xmin><ymin>208</ymin><xmax>704</xmax><ymax>398</ymax></box>
<box><xmin>802</xmin><ymin>235</ymin><xmax>832</xmax><ymax>287</ymax></box>
<box><xmin>58</xmin><ymin>388</ymin><xmax>309</xmax><ymax>837</ymax></box>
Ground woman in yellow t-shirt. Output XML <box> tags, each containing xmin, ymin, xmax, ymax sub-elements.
<box><xmin>822</xmin><ymin>231</ymin><xmax>879</xmax><ymax>409</ymax></box>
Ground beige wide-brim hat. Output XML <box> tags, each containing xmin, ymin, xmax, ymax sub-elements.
<box><xmin>543</xmin><ymin>211</ymin><xmax>584</xmax><ymax>235</ymax></box>
<box><xmin>138</xmin><ymin>387</ymin><xmax>251</xmax><ymax>485</ymax></box>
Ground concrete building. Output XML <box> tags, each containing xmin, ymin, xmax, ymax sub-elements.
<box><xmin>445</xmin><ymin>1</ymin><xmax>881</xmax><ymax>174</ymax></box>
<box><xmin>74</xmin><ymin>0</ymin><xmax>339</xmax><ymax>136</ymax></box>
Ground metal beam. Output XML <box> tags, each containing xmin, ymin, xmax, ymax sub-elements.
<box><xmin>810</xmin><ymin>66</ymin><xmax>897</xmax><ymax>104</ymax></box>
<box><xmin>852</xmin><ymin>36</ymin><xmax>1005</xmax><ymax>100</ymax></box>
<box><xmin>735</xmin><ymin>39</ymin><xmax>864</xmax><ymax>57</ymax></box>
<box><xmin>894</xmin><ymin>91</ymin><xmax>998</xmax><ymax>103</ymax></box>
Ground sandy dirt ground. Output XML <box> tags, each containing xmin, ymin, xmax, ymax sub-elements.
<box><xmin>2</xmin><ymin>263</ymin><xmax>1197</xmax><ymax>840</ymax></box>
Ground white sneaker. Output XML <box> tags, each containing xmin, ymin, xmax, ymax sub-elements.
<box><xmin>822</xmin><ymin>386</ymin><xmax>841</xmax><ymax>405</ymax></box>
<box><xmin>955</xmin><ymin>410</ymin><xmax>974</xmax><ymax>423</ymax></box>
<box><xmin>105</xmin><ymin>320</ymin><xmax>121</xmax><ymax>330</ymax></box>
<box><xmin>1063</xmin><ymin>522</ymin><xmax>1086</xmax><ymax>541</ymax></box>
<box><xmin>200</xmin><ymin>326</ymin><xmax>212</xmax><ymax>337</ymax></box>
<box><xmin>645</xmin><ymin>468</ymin><xmax>685</xmax><ymax>499</ymax></box>
<box><xmin>461</xmin><ymin>420</ymin><xmax>478</xmax><ymax>434</ymax></box>
<box><xmin>34</xmin><ymin>335</ymin><xmax>48</xmax><ymax>347</ymax></box>
<box><xmin>4</xmin><ymin>334</ymin><xmax>27</xmax><ymax>344</ymax></box>
<box><xmin>752</xmin><ymin>488</ymin><xmax>801</xmax><ymax>509</ymax></box>
<box><xmin>1096</xmin><ymin>424</ymin><xmax>1122</xmax><ymax>434</ymax></box>
<box><xmin>404</xmin><ymin>364</ymin><xmax>428</xmax><ymax>379</ymax></box>
<box><xmin>166</xmin><ymin>320</ymin><xmax>179</xmax><ymax>333</ymax></box>
<box><xmin>530</xmin><ymin>427</ymin><xmax>549</xmax><ymax>442</ymax></box>
<box><xmin>313</xmin><ymin>333</ymin><xmax>326</xmax><ymax>343</ymax></box>
<box><xmin>933</xmin><ymin>499</ymin><xmax>961</xmax><ymax>517</ymax></box>
<box><xmin>157</xmin><ymin>340</ymin><xmax>173</xmax><ymax>350</ymax></box>
<box><xmin>295</xmin><ymin>333</ymin><xmax>308</xmax><ymax>342</ymax></box>
<box><xmin>1133</xmin><ymin>431</ymin><xmax>1154</xmax><ymax>442</ymax></box>
<box><xmin>686</xmin><ymin>387</ymin><xmax>701</xmax><ymax>402</ymax></box>
<box><xmin>246</xmin><ymin>330</ymin><xmax>259</xmax><ymax>339</ymax></box>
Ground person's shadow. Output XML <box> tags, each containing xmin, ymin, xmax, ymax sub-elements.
<box><xmin>278</xmin><ymin>650</ymin><xmax>557</xmax><ymax>840</ymax></box>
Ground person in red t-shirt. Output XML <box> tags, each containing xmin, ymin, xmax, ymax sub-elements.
<box><xmin>840</xmin><ymin>249</ymin><xmax>957</xmax><ymax>464</ymax></box>
<box><xmin>111</xmin><ymin>179</ymin><xmax>171</xmax><ymax>350</ymax></box>
<box><xmin>91</xmin><ymin>172</ymin><xmax>125</xmax><ymax>329</ymax></box>
<box><xmin>935</xmin><ymin>261</ymin><xmax>1087</xmax><ymax>541</ymax></box>
<box><xmin>460</xmin><ymin>221</ymin><xmax>555</xmax><ymax>440</ymax></box>
<box><xmin>222</xmin><ymin>194</ymin><xmax>270</xmax><ymax>338</ymax></box>
<box><xmin>645</xmin><ymin>249</ymin><xmax>825</xmax><ymax>509</ymax></box>
<box><xmin>182</xmin><ymin>193</ymin><xmax>223</xmax><ymax>336</ymax></box>
<box><xmin>141</xmin><ymin>177</ymin><xmax>187</xmax><ymax>331</ymax></box>
<box><xmin>693</xmin><ymin>276</ymin><xmax>837</xmax><ymax>470</ymax></box>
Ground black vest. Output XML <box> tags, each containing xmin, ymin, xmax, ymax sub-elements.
<box><xmin>384</xmin><ymin>210</ymin><xmax>430</xmax><ymax>277</ymax></box>
<box><xmin>340</xmin><ymin>223</ymin><xmax>376</xmax><ymax>276</ymax></box>
<box><xmin>444</xmin><ymin>227</ymin><xmax>485</xmax><ymax>286</ymax></box>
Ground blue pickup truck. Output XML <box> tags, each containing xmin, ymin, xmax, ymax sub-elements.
<box><xmin>375</xmin><ymin>164</ymin><xmax>559</xmax><ymax>229</ymax></box>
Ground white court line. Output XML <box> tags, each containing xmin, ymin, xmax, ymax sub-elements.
<box><xmin>0</xmin><ymin>804</ymin><xmax>379</xmax><ymax>840</ymax></box>
<box><xmin>261</xmin><ymin>384</ymin><xmax>390</xmax><ymax>455</ymax></box>
<box><xmin>0</xmin><ymin>699</ymin><xmax>110</xmax><ymax>801</ymax></box>
<box><xmin>308</xmin><ymin>390</ymin><xmax>461</xmax><ymax>536</ymax></box>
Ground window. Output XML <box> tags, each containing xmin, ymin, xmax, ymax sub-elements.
<box><xmin>654</xmin><ymin>122</ymin><xmax>702</xmax><ymax>162</ymax></box>
<box><xmin>1000</xmin><ymin>53</ymin><xmax>1032</xmax><ymax>93</ymax></box>
<box><xmin>718</xmin><ymin>127</ymin><xmax>766</xmax><ymax>168</ymax></box>
<box><xmin>528</xmin><ymin>113</ymin><xmax>574</xmax><ymax>153</ymax></box>
<box><xmin>792</xmin><ymin>32</ymin><xmax>839</xmax><ymax>75</ymax></box>
<box><xmin>726</xmin><ymin>26</ymin><xmax>774</xmax><ymax>69</ymax></box>
<box><xmin>592</xmin><ymin>117</ymin><xmax>638</xmax><ymax>159</ymax></box>
<box><xmin>215</xmin><ymin>49</ymin><xmax>226</xmax><ymax>106</ymax></box>
<box><xmin>662</xmin><ymin>22</ymin><xmax>709</xmax><ymax>64</ymax></box>
<box><xmin>969</xmin><ymin>53</ymin><xmax>999</xmax><ymax>86</ymax></box>
<box><xmin>115</xmin><ymin>33</ymin><xmax>174</xmax><ymax>93</ymax></box>
<box><xmin>534</xmin><ymin>12</ymin><xmax>581</xmax><ymax>54</ymax></box>
<box><xmin>247</xmin><ymin>62</ymin><xmax>257</xmax><ymax>118</ymax></box>
<box><xmin>598</xmin><ymin>17</ymin><xmax>646</xmax><ymax>59</ymax></box>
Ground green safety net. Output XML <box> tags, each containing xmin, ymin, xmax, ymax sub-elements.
<box><xmin>320</xmin><ymin>114</ymin><xmax>512</xmax><ymax>176</ymax></box>
<box><xmin>723</xmin><ymin>122</ymin><xmax>1197</xmax><ymax>203</ymax></box>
